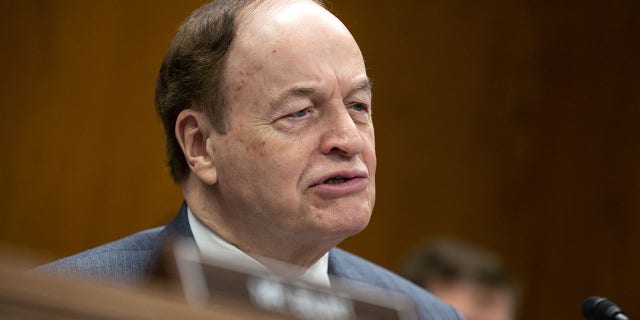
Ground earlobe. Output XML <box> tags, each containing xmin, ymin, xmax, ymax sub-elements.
<box><xmin>175</xmin><ymin>110</ymin><xmax>218</xmax><ymax>185</ymax></box>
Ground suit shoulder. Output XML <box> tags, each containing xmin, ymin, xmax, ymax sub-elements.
<box><xmin>34</xmin><ymin>227</ymin><xmax>163</xmax><ymax>285</ymax></box>
<box><xmin>329</xmin><ymin>248</ymin><xmax>463</xmax><ymax>320</ymax></box>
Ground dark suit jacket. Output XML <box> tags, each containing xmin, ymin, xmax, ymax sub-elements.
<box><xmin>38</xmin><ymin>203</ymin><xmax>462</xmax><ymax>320</ymax></box>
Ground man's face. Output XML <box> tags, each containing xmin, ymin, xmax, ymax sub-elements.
<box><xmin>209</xmin><ymin>1</ymin><xmax>376</xmax><ymax>255</ymax></box>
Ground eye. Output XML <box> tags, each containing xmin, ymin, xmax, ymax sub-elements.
<box><xmin>289</xmin><ymin>107</ymin><xmax>310</xmax><ymax>118</ymax></box>
<box><xmin>350</xmin><ymin>103</ymin><xmax>368</xmax><ymax>112</ymax></box>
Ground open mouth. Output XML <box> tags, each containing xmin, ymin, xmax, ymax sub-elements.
<box><xmin>310</xmin><ymin>171</ymin><xmax>367</xmax><ymax>195</ymax></box>
<box><xmin>324</xmin><ymin>176</ymin><xmax>351</xmax><ymax>184</ymax></box>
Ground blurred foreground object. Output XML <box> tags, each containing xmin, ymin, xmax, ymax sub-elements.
<box><xmin>157</xmin><ymin>238</ymin><xmax>419</xmax><ymax>320</ymax></box>
<box><xmin>582</xmin><ymin>296</ymin><xmax>629</xmax><ymax>320</ymax></box>
<box><xmin>0</xmin><ymin>241</ymin><xmax>418</xmax><ymax>319</ymax></box>
<box><xmin>0</xmin><ymin>248</ymin><xmax>288</xmax><ymax>320</ymax></box>
<box><xmin>399</xmin><ymin>238</ymin><xmax>518</xmax><ymax>320</ymax></box>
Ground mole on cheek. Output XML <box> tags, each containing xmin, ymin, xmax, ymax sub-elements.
<box><xmin>248</xmin><ymin>140</ymin><xmax>267</xmax><ymax>156</ymax></box>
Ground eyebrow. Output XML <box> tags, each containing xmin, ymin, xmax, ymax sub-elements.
<box><xmin>290</xmin><ymin>78</ymin><xmax>371</xmax><ymax>95</ymax></box>
<box><xmin>356</xmin><ymin>78</ymin><xmax>373</xmax><ymax>91</ymax></box>
<box><xmin>346</xmin><ymin>78</ymin><xmax>373</xmax><ymax>100</ymax></box>
<box><xmin>273</xmin><ymin>77</ymin><xmax>373</xmax><ymax>107</ymax></box>
<box><xmin>289</xmin><ymin>85</ymin><xmax>316</xmax><ymax>97</ymax></box>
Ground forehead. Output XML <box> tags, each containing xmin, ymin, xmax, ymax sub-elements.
<box><xmin>238</xmin><ymin>0</ymin><xmax>339</xmax><ymax>35</ymax></box>
<box><xmin>228</xmin><ymin>0</ymin><xmax>365</xmax><ymax>80</ymax></box>
<box><xmin>225</xmin><ymin>0</ymin><xmax>366</xmax><ymax>103</ymax></box>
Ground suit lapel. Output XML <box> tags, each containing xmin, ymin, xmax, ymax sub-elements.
<box><xmin>147</xmin><ymin>202</ymin><xmax>194</xmax><ymax>278</ymax></box>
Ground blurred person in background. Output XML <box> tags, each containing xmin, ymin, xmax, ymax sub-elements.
<box><xmin>399</xmin><ymin>238</ymin><xmax>519</xmax><ymax>320</ymax></box>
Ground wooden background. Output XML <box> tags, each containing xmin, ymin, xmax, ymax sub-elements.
<box><xmin>1</xmin><ymin>1</ymin><xmax>638</xmax><ymax>319</ymax></box>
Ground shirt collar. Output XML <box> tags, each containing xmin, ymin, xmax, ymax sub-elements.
<box><xmin>187</xmin><ymin>206</ymin><xmax>331</xmax><ymax>287</ymax></box>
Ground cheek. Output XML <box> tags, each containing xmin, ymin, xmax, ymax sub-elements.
<box><xmin>247</xmin><ymin>136</ymin><xmax>307</xmax><ymax>182</ymax></box>
<box><xmin>215</xmin><ymin>133</ymin><xmax>263</xmax><ymax>182</ymax></box>
<box><xmin>363</xmin><ymin>132</ymin><xmax>377</xmax><ymax>170</ymax></box>
<box><xmin>246</xmin><ymin>138</ymin><xmax>268</xmax><ymax>158</ymax></box>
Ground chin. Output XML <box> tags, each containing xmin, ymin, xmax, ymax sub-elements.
<box><xmin>328</xmin><ymin>210</ymin><xmax>372</xmax><ymax>238</ymax></box>
<box><xmin>302</xmin><ymin>200</ymin><xmax>373</xmax><ymax>239</ymax></box>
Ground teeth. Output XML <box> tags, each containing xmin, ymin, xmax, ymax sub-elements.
<box><xmin>326</xmin><ymin>177</ymin><xmax>347</xmax><ymax>184</ymax></box>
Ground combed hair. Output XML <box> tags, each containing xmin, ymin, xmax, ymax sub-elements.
<box><xmin>155</xmin><ymin>0</ymin><xmax>242</xmax><ymax>182</ymax></box>
<box><xmin>154</xmin><ymin>0</ymin><xmax>324</xmax><ymax>182</ymax></box>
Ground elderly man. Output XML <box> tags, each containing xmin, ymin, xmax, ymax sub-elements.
<box><xmin>39</xmin><ymin>1</ymin><xmax>462</xmax><ymax>319</ymax></box>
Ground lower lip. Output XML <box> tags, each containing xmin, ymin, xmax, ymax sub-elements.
<box><xmin>310</xmin><ymin>177</ymin><xmax>368</xmax><ymax>198</ymax></box>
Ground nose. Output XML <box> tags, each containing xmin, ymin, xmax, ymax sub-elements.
<box><xmin>319</xmin><ymin>104</ymin><xmax>364</xmax><ymax>157</ymax></box>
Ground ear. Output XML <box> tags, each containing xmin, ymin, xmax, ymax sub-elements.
<box><xmin>175</xmin><ymin>109</ymin><xmax>218</xmax><ymax>185</ymax></box>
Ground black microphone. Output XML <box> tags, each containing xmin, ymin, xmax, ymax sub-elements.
<box><xmin>582</xmin><ymin>296</ymin><xmax>629</xmax><ymax>320</ymax></box>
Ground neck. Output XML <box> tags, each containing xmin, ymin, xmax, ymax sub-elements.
<box><xmin>182</xmin><ymin>176</ymin><xmax>336</xmax><ymax>267</ymax></box>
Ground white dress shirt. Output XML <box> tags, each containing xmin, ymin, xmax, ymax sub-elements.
<box><xmin>187</xmin><ymin>207</ymin><xmax>331</xmax><ymax>287</ymax></box>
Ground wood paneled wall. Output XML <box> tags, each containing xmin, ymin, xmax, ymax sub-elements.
<box><xmin>1</xmin><ymin>1</ymin><xmax>638</xmax><ymax>319</ymax></box>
